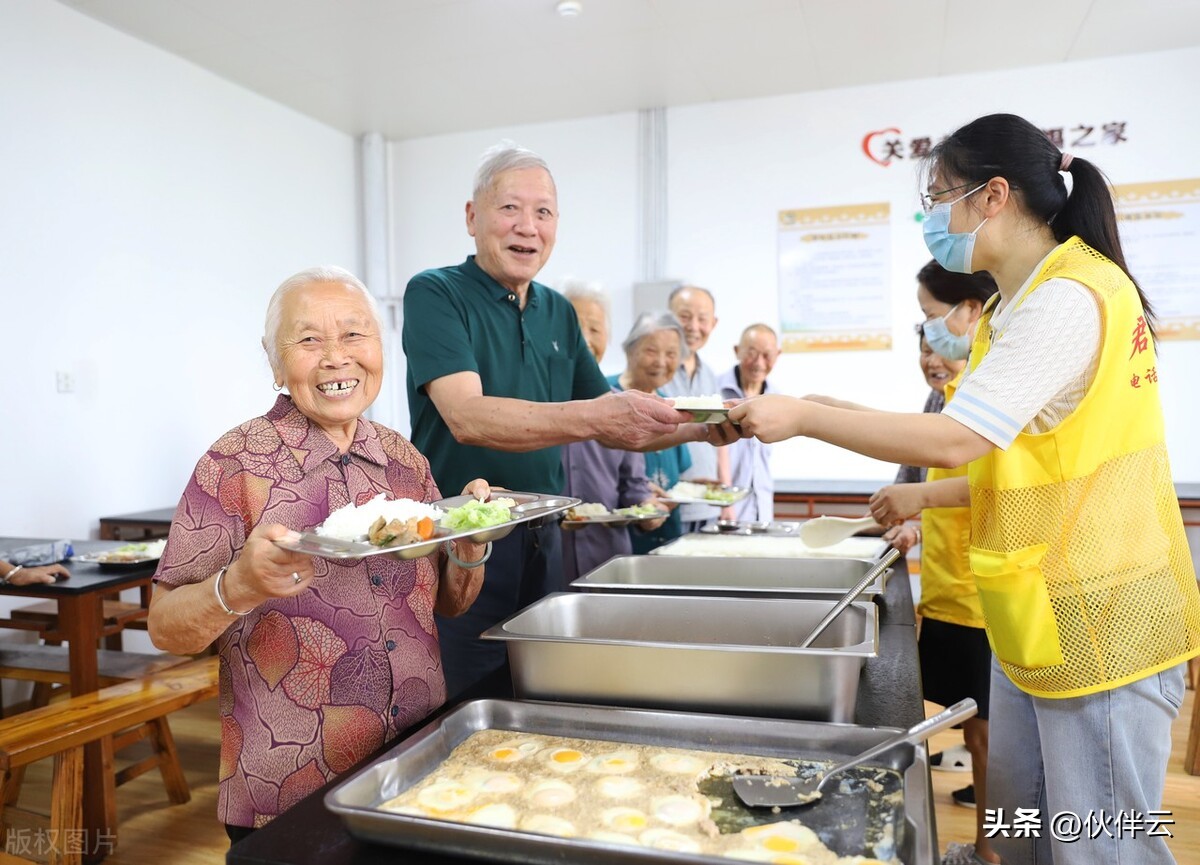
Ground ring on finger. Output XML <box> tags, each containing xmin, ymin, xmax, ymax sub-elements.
<box><xmin>292</xmin><ymin>572</ymin><xmax>302</xmax><ymax>585</ymax></box>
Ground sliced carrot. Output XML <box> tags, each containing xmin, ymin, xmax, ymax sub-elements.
<box><xmin>416</xmin><ymin>517</ymin><xmax>435</xmax><ymax>540</ymax></box>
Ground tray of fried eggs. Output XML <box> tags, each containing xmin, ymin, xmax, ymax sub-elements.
<box><xmin>325</xmin><ymin>699</ymin><xmax>930</xmax><ymax>865</ymax></box>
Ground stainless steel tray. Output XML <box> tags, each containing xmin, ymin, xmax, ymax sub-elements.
<box><xmin>656</xmin><ymin>484</ymin><xmax>749</xmax><ymax>507</ymax></box>
<box><xmin>325</xmin><ymin>699</ymin><xmax>934</xmax><ymax>865</ymax></box>
<box><xmin>273</xmin><ymin>492</ymin><xmax>580</xmax><ymax>560</ymax></box>
<box><xmin>483</xmin><ymin>592</ymin><xmax>876</xmax><ymax>722</ymax></box>
<box><xmin>571</xmin><ymin>554</ymin><xmax>892</xmax><ymax>600</ymax></box>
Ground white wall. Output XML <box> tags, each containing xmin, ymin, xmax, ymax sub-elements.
<box><xmin>0</xmin><ymin>0</ymin><xmax>359</xmax><ymax>540</ymax></box>
<box><xmin>388</xmin><ymin>46</ymin><xmax>1200</xmax><ymax>483</ymax></box>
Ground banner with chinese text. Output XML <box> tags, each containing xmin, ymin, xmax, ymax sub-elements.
<box><xmin>1114</xmin><ymin>178</ymin><xmax>1200</xmax><ymax>342</ymax></box>
<box><xmin>777</xmin><ymin>202</ymin><xmax>892</xmax><ymax>352</ymax></box>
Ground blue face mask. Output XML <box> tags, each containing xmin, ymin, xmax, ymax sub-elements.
<box><xmin>923</xmin><ymin>304</ymin><xmax>971</xmax><ymax>361</ymax></box>
<box><xmin>922</xmin><ymin>182</ymin><xmax>988</xmax><ymax>274</ymax></box>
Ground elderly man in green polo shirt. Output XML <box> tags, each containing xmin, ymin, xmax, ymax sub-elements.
<box><xmin>403</xmin><ymin>141</ymin><xmax>705</xmax><ymax>698</ymax></box>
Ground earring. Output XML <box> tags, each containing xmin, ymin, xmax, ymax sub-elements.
<box><xmin>272</xmin><ymin>382</ymin><xmax>283</xmax><ymax>392</ymax></box>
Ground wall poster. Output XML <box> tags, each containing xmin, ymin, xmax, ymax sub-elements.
<box><xmin>1114</xmin><ymin>178</ymin><xmax>1200</xmax><ymax>341</ymax></box>
<box><xmin>778</xmin><ymin>202</ymin><xmax>892</xmax><ymax>352</ymax></box>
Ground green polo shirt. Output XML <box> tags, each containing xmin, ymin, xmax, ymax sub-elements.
<box><xmin>403</xmin><ymin>256</ymin><xmax>610</xmax><ymax>496</ymax></box>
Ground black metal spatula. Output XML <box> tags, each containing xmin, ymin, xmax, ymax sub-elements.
<box><xmin>732</xmin><ymin>698</ymin><xmax>978</xmax><ymax>808</ymax></box>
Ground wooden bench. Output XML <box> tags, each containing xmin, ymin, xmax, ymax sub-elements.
<box><xmin>10</xmin><ymin>599</ymin><xmax>149</xmax><ymax>650</ymax></box>
<box><xmin>0</xmin><ymin>645</ymin><xmax>193</xmax><ymax>811</ymax></box>
<box><xmin>0</xmin><ymin>645</ymin><xmax>188</xmax><ymax>690</ymax></box>
<box><xmin>0</xmin><ymin>657</ymin><xmax>219</xmax><ymax>865</ymax></box>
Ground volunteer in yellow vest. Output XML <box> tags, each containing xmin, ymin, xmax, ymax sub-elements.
<box><xmin>814</xmin><ymin>261</ymin><xmax>999</xmax><ymax>865</ymax></box>
<box><xmin>721</xmin><ymin>113</ymin><xmax>1200</xmax><ymax>865</ymax></box>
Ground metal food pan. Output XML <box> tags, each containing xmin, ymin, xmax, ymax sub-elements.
<box><xmin>482</xmin><ymin>593</ymin><xmax>876</xmax><ymax>722</ymax></box>
<box><xmin>325</xmin><ymin>698</ymin><xmax>934</xmax><ymax>865</ymax></box>
<box><xmin>571</xmin><ymin>554</ymin><xmax>892</xmax><ymax>600</ymax></box>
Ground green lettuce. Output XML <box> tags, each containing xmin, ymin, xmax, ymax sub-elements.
<box><xmin>441</xmin><ymin>499</ymin><xmax>514</xmax><ymax>531</ymax></box>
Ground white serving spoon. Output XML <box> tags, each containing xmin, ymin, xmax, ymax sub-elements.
<box><xmin>798</xmin><ymin>515</ymin><xmax>879</xmax><ymax>548</ymax></box>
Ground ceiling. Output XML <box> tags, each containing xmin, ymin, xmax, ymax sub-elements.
<box><xmin>57</xmin><ymin>0</ymin><xmax>1200</xmax><ymax>140</ymax></box>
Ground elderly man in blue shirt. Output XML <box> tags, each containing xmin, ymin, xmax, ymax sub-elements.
<box><xmin>718</xmin><ymin>324</ymin><xmax>780</xmax><ymax>522</ymax></box>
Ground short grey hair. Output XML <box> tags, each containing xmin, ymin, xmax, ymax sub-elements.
<box><xmin>262</xmin><ymin>266</ymin><xmax>380</xmax><ymax>372</ymax></box>
<box><xmin>667</xmin><ymin>284</ymin><xmax>716</xmax><ymax>308</ymax></box>
<box><xmin>621</xmin><ymin>310</ymin><xmax>690</xmax><ymax>359</ymax></box>
<box><xmin>559</xmin><ymin>278</ymin><xmax>610</xmax><ymax>323</ymax></box>
<box><xmin>473</xmin><ymin>140</ymin><xmax>555</xmax><ymax>200</ymax></box>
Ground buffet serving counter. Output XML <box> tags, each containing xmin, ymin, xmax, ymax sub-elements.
<box><xmin>227</xmin><ymin>557</ymin><xmax>926</xmax><ymax>865</ymax></box>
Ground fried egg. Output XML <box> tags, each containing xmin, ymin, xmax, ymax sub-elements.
<box><xmin>463</xmin><ymin>803</ymin><xmax>518</xmax><ymax>829</ymax></box>
<box><xmin>638</xmin><ymin>828</ymin><xmax>702</xmax><ymax>853</ymax></box>
<box><xmin>415</xmin><ymin>779</ymin><xmax>475</xmax><ymax>812</ymax></box>
<box><xmin>544</xmin><ymin>747</ymin><xmax>589</xmax><ymax>773</ymax></box>
<box><xmin>594</xmin><ymin>775</ymin><xmax>644</xmax><ymax>799</ymax></box>
<box><xmin>649</xmin><ymin>752</ymin><xmax>708</xmax><ymax>775</ymax></box>
<box><xmin>587</xmin><ymin>749</ymin><xmax>640</xmax><ymax>774</ymax></box>
<box><xmin>525</xmin><ymin>778</ymin><xmax>577</xmax><ymax>809</ymax></box>
<box><xmin>460</xmin><ymin>769</ymin><xmax>522</xmax><ymax>794</ymax></box>
<box><xmin>738</xmin><ymin>820</ymin><xmax>824</xmax><ymax>855</ymax></box>
<box><xmin>487</xmin><ymin>738</ymin><xmax>542</xmax><ymax>762</ymax></box>
<box><xmin>600</xmin><ymin>806</ymin><xmax>649</xmax><ymax>833</ymax></box>
<box><xmin>520</xmin><ymin>814</ymin><xmax>577</xmax><ymax>837</ymax></box>
<box><xmin>651</xmin><ymin>794</ymin><xmax>709</xmax><ymax>826</ymax></box>
<box><xmin>376</xmin><ymin>796</ymin><xmax>422</xmax><ymax>816</ymax></box>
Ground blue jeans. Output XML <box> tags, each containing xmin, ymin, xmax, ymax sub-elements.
<box><xmin>986</xmin><ymin>657</ymin><xmax>1184</xmax><ymax>865</ymax></box>
<box><xmin>434</xmin><ymin>521</ymin><xmax>563</xmax><ymax>701</ymax></box>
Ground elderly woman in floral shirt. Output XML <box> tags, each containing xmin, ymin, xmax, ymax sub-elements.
<box><xmin>148</xmin><ymin>267</ymin><xmax>490</xmax><ymax>842</ymax></box>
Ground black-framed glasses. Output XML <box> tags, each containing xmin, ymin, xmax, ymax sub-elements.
<box><xmin>920</xmin><ymin>181</ymin><xmax>980</xmax><ymax>214</ymax></box>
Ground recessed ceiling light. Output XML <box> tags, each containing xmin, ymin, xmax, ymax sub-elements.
<box><xmin>556</xmin><ymin>1</ymin><xmax>583</xmax><ymax>17</ymax></box>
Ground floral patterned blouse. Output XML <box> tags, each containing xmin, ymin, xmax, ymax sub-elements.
<box><xmin>155</xmin><ymin>395</ymin><xmax>446</xmax><ymax>829</ymax></box>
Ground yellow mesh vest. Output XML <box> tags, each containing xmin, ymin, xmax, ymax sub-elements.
<box><xmin>920</xmin><ymin>374</ymin><xmax>985</xmax><ymax>628</ymax></box>
<box><xmin>967</xmin><ymin>236</ymin><xmax>1200</xmax><ymax>698</ymax></box>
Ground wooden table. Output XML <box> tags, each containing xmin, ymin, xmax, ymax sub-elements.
<box><xmin>96</xmin><ymin>508</ymin><xmax>174</xmax><ymax>542</ymax></box>
<box><xmin>0</xmin><ymin>537</ymin><xmax>159</xmax><ymax>863</ymax></box>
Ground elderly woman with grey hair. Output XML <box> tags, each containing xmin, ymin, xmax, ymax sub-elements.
<box><xmin>608</xmin><ymin>311</ymin><xmax>693</xmax><ymax>553</ymax></box>
<box><xmin>148</xmin><ymin>267</ymin><xmax>492</xmax><ymax>842</ymax></box>
<box><xmin>559</xmin><ymin>282</ymin><xmax>666</xmax><ymax>579</ymax></box>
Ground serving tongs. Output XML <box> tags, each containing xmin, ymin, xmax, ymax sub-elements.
<box><xmin>732</xmin><ymin>698</ymin><xmax>978</xmax><ymax>808</ymax></box>
<box><xmin>797</xmin><ymin>546</ymin><xmax>900</xmax><ymax>649</ymax></box>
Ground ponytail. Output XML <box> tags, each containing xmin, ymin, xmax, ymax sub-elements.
<box><xmin>1055</xmin><ymin>157</ymin><xmax>1155</xmax><ymax>332</ymax></box>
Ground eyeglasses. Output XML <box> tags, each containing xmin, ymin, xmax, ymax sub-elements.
<box><xmin>739</xmin><ymin>348</ymin><xmax>779</xmax><ymax>363</ymax></box>
<box><xmin>920</xmin><ymin>181</ymin><xmax>981</xmax><ymax>214</ymax></box>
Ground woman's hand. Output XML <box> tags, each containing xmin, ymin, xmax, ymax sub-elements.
<box><xmin>637</xmin><ymin>497</ymin><xmax>668</xmax><ymax>531</ymax></box>
<box><xmin>869</xmin><ymin>484</ymin><xmax>926</xmax><ymax>526</ymax></box>
<box><xmin>7</xmin><ymin>563</ymin><xmax>69</xmax><ymax>586</ymax></box>
<box><xmin>883</xmin><ymin>524</ymin><xmax>920</xmax><ymax>555</ymax></box>
<box><xmin>223</xmin><ymin>523</ymin><xmax>315</xmax><ymax>611</ymax></box>
<box><xmin>727</xmin><ymin>395</ymin><xmax>805</xmax><ymax>444</ymax></box>
<box><xmin>462</xmin><ymin>478</ymin><xmax>493</xmax><ymax>501</ymax></box>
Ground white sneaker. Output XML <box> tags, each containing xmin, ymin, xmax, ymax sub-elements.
<box><xmin>929</xmin><ymin>743</ymin><xmax>972</xmax><ymax>773</ymax></box>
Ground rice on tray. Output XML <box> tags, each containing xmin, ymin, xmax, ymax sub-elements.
<box><xmin>317</xmin><ymin>494</ymin><xmax>445</xmax><ymax>541</ymax></box>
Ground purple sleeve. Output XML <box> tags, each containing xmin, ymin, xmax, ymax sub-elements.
<box><xmin>617</xmin><ymin>450</ymin><xmax>652</xmax><ymax>509</ymax></box>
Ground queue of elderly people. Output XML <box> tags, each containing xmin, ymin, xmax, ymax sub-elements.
<box><xmin>558</xmin><ymin>280</ymin><xmax>668</xmax><ymax>582</ymax></box>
